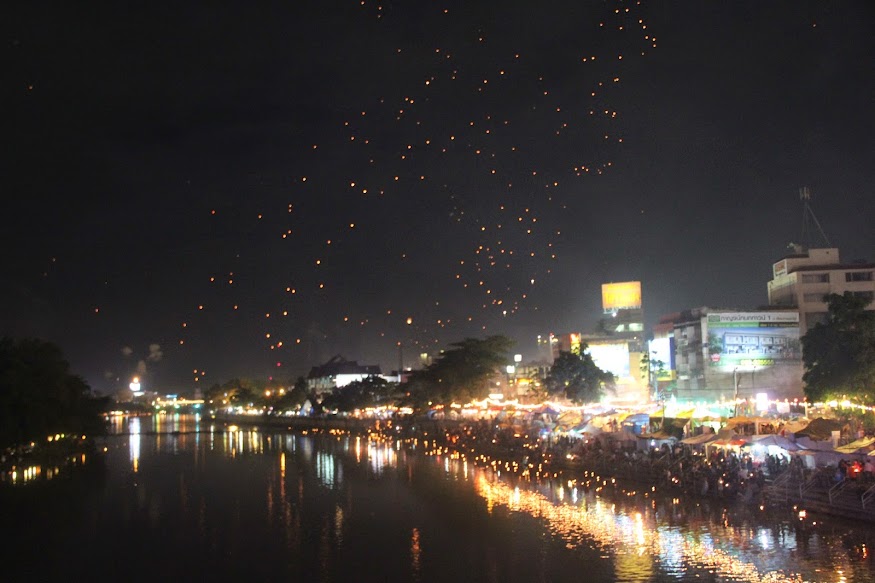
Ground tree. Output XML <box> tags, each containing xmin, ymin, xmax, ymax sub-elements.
<box><xmin>803</xmin><ymin>292</ymin><xmax>875</xmax><ymax>402</ymax></box>
<box><xmin>525</xmin><ymin>379</ymin><xmax>549</xmax><ymax>404</ymax></box>
<box><xmin>546</xmin><ymin>348</ymin><xmax>615</xmax><ymax>405</ymax></box>
<box><xmin>205</xmin><ymin>378</ymin><xmax>258</xmax><ymax>408</ymax></box>
<box><xmin>639</xmin><ymin>351</ymin><xmax>667</xmax><ymax>401</ymax></box>
<box><xmin>274</xmin><ymin>376</ymin><xmax>309</xmax><ymax>411</ymax></box>
<box><xmin>0</xmin><ymin>337</ymin><xmax>108</xmax><ymax>448</ymax></box>
<box><xmin>321</xmin><ymin>376</ymin><xmax>397</xmax><ymax>412</ymax></box>
<box><xmin>407</xmin><ymin>335</ymin><xmax>515</xmax><ymax>406</ymax></box>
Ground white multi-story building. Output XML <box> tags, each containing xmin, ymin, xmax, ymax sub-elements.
<box><xmin>767</xmin><ymin>247</ymin><xmax>875</xmax><ymax>331</ymax></box>
<box><xmin>306</xmin><ymin>354</ymin><xmax>385</xmax><ymax>396</ymax></box>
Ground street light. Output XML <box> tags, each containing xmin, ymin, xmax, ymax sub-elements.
<box><xmin>130</xmin><ymin>377</ymin><xmax>143</xmax><ymax>398</ymax></box>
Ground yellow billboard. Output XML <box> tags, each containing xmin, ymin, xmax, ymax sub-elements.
<box><xmin>569</xmin><ymin>333</ymin><xmax>581</xmax><ymax>355</ymax></box>
<box><xmin>602</xmin><ymin>281</ymin><xmax>642</xmax><ymax>312</ymax></box>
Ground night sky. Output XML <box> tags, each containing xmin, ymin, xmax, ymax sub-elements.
<box><xmin>4</xmin><ymin>1</ymin><xmax>874</xmax><ymax>394</ymax></box>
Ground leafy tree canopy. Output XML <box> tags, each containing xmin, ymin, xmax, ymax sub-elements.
<box><xmin>321</xmin><ymin>376</ymin><xmax>398</xmax><ymax>412</ymax></box>
<box><xmin>0</xmin><ymin>337</ymin><xmax>108</xmax><ymax>448</ymax></box>
<box><xmin>803</xmin><ymin>292</ymin><xmax>875</xmax><ymax>402</ymax></box>
<box><xmin>546</xmin><ymin>347</ymin><xmax>615</xmax><ymax>405</ymax></box>
<box><xmin>407</xmin><ymin>335</ymin><xmax>515</xmax><ymax>407</ymax></box>
<box><xmin>639</xmin><ymin>352</ymin><xmax>668</xmax><ymax>399</ymax></box>
<box><xmin>205</xmin><ymin>378</ymin><xmax>261</xmax><ymax>406</ymax></box>
<box><xmin>272</xmin><ymin>376</ymin><xmax>310</xmax><ymax>410</ymax></box>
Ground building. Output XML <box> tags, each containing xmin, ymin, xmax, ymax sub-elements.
<box><xmin>647</xmin><ymin>313</ymin><xmax>679</xmax><ymax>397</ymax></box>
<box><xmin>767</xmin><ymin>247</ymin><xmax>875</xmax><ymax>331</ymax></box>
<box><xmin>540</xmin><ymin>281</ymin><xmax>648</xmax><ymax>404</ymax></box>
<box><xmin>510</xmin><ymin>361</ymin><xmax>549</xmax><ymax>403</ymax></box>
<box><xmin>671</xmin><ymin>308</ymin><xmax>803</xmax><ymax>404</ymax></box>
<box><xmin>600</xmin><ymin>281</ymin><xmax>645</xmax><ymax>337</ymax></box>
<box><xmin>307</xmin><ymin>354</ymin><xmax>384</xmax><ymax>396</ymax></box>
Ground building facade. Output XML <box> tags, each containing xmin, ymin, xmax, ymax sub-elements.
<box><xmin>538</xmin><ymin>281</ymin><xmax>648</xmax><ymax>403</ymax></box>
<box><xmin>672</xmin><ymin>308</ymin><xmax>803</xmax><ymax>404</ymax></box>
<box><xmin>307</xmin><ymin>354</ymin><xmax>384</xmax><ymax>396</ymax></box>
<box><xmin>767</xmin><ymin>247</ymin><xmax>875</xmax><ymax>331</ymax></box>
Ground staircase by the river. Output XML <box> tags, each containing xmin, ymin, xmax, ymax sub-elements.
<box><xmin>765</xmin><ymin>467</ymin><xmax>875</xmax><ymax>521</ymax></box>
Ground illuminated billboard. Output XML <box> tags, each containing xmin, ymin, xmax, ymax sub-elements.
<box><xmin>602</xmin><ymin>281</ymin><xmax>642</xmax><ymax>313</ymax></box>
<box><xmin>647</xmin><ymin>337</ymin><xmax>674</xmax><ymax>381</ymax></box>
<box><xmin>569</xmin><ymin>333</ymin><xmax>581</xmax><ymax>355</ymax></box>
<box><xmin>586</xmin><ymin>342</ymin><xmax>631</xmax><ymax>379</ymax></box>
<box><xmin>706</xmin><ymin>312</ymin><xmax>801</xmax><ymax>371</ymax></box>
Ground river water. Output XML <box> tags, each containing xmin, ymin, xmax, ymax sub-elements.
<box><xmin>2</xmin><ymin>413</ymin><xmax>874</xmax><ymax>582</ymax></box>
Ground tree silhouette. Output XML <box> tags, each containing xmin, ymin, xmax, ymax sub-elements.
<box><xmin>407</xmin><ymin>335</ymin><xmax>515</xmax><ymax>406</ymax></box>
<box><xmin>803</xmin><ymin>292</ymin><xmax>875</xmax><ymax>402</ymax></box>
<box><xmin>546</xmin><ymin>347</ymin><xmax>615</xmax><ymax>404</ymax></box>
<box><xmin>321</xmin><ymin>376</ymin><xmax>397</xmax><ymax>412</ymax></box>
<box><xmin>0</xmin><ymin>337</ymin><xmax>108</xmax><ymax>448</ymax></box>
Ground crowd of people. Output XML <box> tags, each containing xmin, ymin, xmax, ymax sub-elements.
<box><xmin>390</xmin><ymin>416</ymin><xmax>875</xmax><ymax>505</ymax></box>
<box><xmin>552</xmin><ymin>437</ymin><xmax>798</xmax><ymax>502</ymax></box>
<box><xmin>403</xmin><ymin>418</ymin><xmax>809</xmax><ymax>502</ymax></box>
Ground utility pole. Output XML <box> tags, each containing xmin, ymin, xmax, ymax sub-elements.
<box><xmin>733</xmin><ymin>368</ymin><xmax>740</xmax><ymax>418</ymax></box>
<box><xmin>751</xmin><ymin>366</ymin><xmax>756</xmax><ymax>396</ymax></box>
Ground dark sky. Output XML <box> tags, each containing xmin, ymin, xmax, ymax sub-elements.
<box><xmin>4</xmin><ymin>1</ymin><xmax>874</xmax><ymax>394</ymax></box>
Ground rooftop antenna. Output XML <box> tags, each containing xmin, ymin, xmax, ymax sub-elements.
<box><xmin>797</xmin><ymin>186</ymin><xmax>831</xmax><ymax>251</ymax></box>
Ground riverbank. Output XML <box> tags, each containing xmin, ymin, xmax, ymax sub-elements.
<box><xmin>213</xmin><ymin>412</ymin><xmax>875</xmax><ymax>523</ymax></box>
<box><xmin>10</xmin><ymin>412</ymin><xmax>872</xmax><ymax>583</ymax></box>
<box><xmin>1</xmin><ymin>435</ymin><xmax>102</xmax><ymax>476</ymax></box>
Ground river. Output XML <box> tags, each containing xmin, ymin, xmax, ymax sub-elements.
<box><xmin>1</xmin><ymin>413</ymin><xmax>874</xmax><ymax>582</ymax></box>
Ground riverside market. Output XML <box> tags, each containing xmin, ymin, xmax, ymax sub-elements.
<box><xmin>207</xmin><ymin>394</ymin><xmax>875</xmax><ymax>523</ymax></box>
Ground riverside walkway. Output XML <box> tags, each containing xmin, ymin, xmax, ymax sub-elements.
<box><xmin>763</xmin><ymin>465</ymin><xmax>875</xmax><ymax>521</ymax></box>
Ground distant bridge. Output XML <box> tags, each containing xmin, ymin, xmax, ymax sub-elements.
<box><xmin>153</xmin><ymin>396</ymin><xmax>205</xmax><ymax>409</ymax></box>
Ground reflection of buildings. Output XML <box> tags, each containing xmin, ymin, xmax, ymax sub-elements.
<box><xmin>668</xmin><ymin>308</ymin><xmax>803</xmax><ymax>404</ymax></box>
<box><xmin>767</xmin><ymin>246</ymin><xmax>875</xmax><ymax>331</ymax></box>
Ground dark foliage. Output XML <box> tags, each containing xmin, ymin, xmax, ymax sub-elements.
<box><xmin>406</xmin><ymin>335</ymin><xmax>515</xmax><ymax>407</ymax></box>
<box><xmin>546</xmin><ymin>347</ymin><xmax>615</xmax><ymax>404</ymax></box>
<box><xmin>0</xmin><ymin>337</ymin><xmax>108</xmax><ymax>448</ymax></box>
<box><xmin>803</xmin><ymin>292</ymin><xmax>875</xmax><ymax>402</ymax></box>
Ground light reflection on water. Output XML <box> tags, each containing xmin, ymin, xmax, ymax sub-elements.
<box><xmin>428</xmin><ymin>448</ymin><xmax>872</xmax><ymax>583</ymax></box>
<box><xmin>368</xmin><ymin>439</ymin><xmax>398</xmax><ymax>476</ymax></box>
<box><xmin>473</xmin><ymin>475</ymin><xmax>800</xmax><ymax>582</ymax></box>
<box><xmin>4</xmin><ymin>415</ymin><xmax>874</xmax><ymax>582</ymax></box>
<box><xmin>129</xmin><ymin>416</ymin><xmax>140</xmax><ymax>471</ymax></box>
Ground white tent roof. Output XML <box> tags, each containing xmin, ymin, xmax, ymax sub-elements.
<box><xmin>681</xmin><ymin>433</ymin><xmax>718</xmax><ymax>445</ymax></box>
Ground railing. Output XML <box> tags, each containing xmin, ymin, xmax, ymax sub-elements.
<box><xmin>799</xmin><ymin>467</ymin><xmax>831</xmax><ymax>499</ymax></box>
<box><xmin>828</xmin><ymin>477</ymin><xmax>849</xmax><ymax>505</ymax></box>
<box><xmin>862</xmin><ymin>483</ymin><xmax>875</xmax><ymax>509</ymax></box>
<box><xmin>767</xmin><ymin>470</ymin><xmax>794</xmax><ymax>501</ymax></box>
